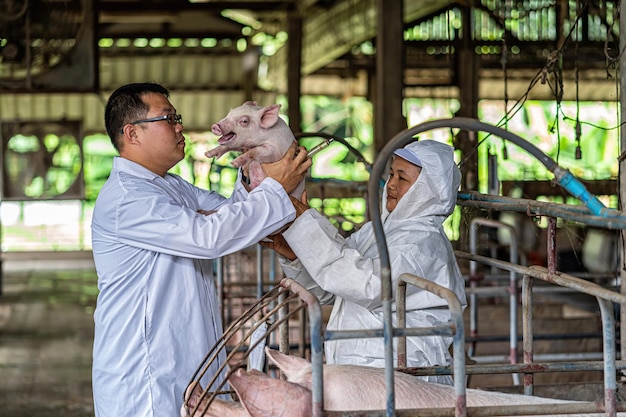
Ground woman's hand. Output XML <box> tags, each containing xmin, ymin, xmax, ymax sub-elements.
<box><xmin>259</xmin><ymin>233</ymin><xmax>297</xmax><ymax>261</ymax></box>
<box><xmin>290</xmin><ymin>190</ymin><xmax>310</xmax><ymax>218</ymax></box>
<box><xmin>259</xmin><ymin>191</ymin><xmax>310</xmax><ymax>260</ymax></box>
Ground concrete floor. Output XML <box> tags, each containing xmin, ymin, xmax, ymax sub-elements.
<box><xmin>0</xmin><ymin>253</ymin><xmax>96</xmax><ymax>417</ymax></box>
<box><xmin>0</xmin><ymin>251</ymin><xmax>618</xmax><ymax>416</ymax></box>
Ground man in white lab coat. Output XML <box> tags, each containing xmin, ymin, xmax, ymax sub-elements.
<box><xmin>264</xmin><ymin>140</ymin><xmax>466</xmax><ymax>385</ymax></box>
<box><xmin>91</xmin><ymin>82</ymin><xmax>311</xmax><ymax>417</ymax></box>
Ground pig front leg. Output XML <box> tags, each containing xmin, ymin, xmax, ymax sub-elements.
<box><xmin>246</xmin><ymin>161</ymin><xmax>266</xmax><ymax>189</ymax></box>
<box><xmin>231</xmin><ymin>151</ymin><xmax>255</xmax><ymax>169</ymax></box>
<box><xmin>205</xmin><ymin>145</ymin><xmax>232</xmax><ymax>160</ymax></box>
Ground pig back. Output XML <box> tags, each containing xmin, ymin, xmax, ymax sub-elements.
<box><xmin>265</xmin><ymin>349</ymin><xmax>589</xmax><ymax>414</ymax></box>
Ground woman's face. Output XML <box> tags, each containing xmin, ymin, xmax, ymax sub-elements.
<box><xmin>385</xmin><ymin>156</ymin><xmax>421</xmax><ymax>212</ymax></box>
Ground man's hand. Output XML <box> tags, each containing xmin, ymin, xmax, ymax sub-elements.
<box><xmin>261</xmin><ymin>143</ymin><xmax>312</xmax><ymax>194</ymax></box>
<box><xmin>259</xmin><ymin>233</ymin><xmax>297</xmax><ymax>261</ymax></box>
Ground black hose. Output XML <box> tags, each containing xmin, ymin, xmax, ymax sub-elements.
<box><xmin>296</xmin><ymin>131</ymin><xmax>372</xmax><ymax>172</ymax></box>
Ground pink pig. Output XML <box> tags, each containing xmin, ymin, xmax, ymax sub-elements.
<box><xmin>182</xmin><ymin>348</ymin><xmax>604</xmax><ymax>417</ymax></box>
<box><xmin>206</xmin><ymin>101</ymin><xmax>304</xmax><ymax>197</ymax></box>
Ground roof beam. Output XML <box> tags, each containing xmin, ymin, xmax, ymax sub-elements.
<box><xmin>98</xmin><ymin>1</ymin><xmax>296</xmax><ymax>13</ymax></box>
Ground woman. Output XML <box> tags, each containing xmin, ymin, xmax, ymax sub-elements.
<box><xmin>263</xmin><ymin>139</ymin><xmax>466</xmax><ymax>384</ymax></box>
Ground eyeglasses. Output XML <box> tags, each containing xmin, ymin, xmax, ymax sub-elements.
<box><xmin>119</xmin><ymin>113</ymin><xmax>183</xmax><ymax>134</ymax></box>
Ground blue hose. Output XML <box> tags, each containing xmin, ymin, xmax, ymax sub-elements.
<box><xmin>553</xmin><ymin>167</ymin><xmax>617</xmax><ymax>217</ymax></box>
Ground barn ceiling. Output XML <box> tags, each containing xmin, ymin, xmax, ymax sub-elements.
<box><xmin>0</xmin><ymin>0</ymin><xmax>620</xmax><ymax>131</ymax></box>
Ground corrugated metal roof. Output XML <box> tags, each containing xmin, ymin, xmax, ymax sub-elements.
<box><xmin>0</xmin><ymin>54</ymin><xmax>278</xmax><ymax>133</ymax></box>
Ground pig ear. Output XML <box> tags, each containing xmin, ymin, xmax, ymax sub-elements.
<box><xmin>229</xmin><ymin>368</ymin><xmax>312</xmax><ymax>417</ymax></box>
<box><xmin>258</xmin><ymin>104</ymin><xmax>281</xmax><ymax>129</ymax></box>
<box><xmin>243</xmin><ymin>100</ymin><xmax>257</xmax><ymax>106</ymax></box>
<box><xmin>264</xmin><ymin>348</ymin><xmax>310</xmax><ymax>379</ymax></box>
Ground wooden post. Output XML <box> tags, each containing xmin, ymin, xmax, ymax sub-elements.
<box><xmin>374</xmin><ymin>0</ymin><xmax>405</xmax><ymax>153</ymax></box>
<box><xmin>455</xmin><ymin>3</ymin><xmax>481</xmax><ymax>252</ymax></box>
<box><xmin>287</xmin><ymin>14</ymin><xmax>303</xmax><ymax>133</ymax></box>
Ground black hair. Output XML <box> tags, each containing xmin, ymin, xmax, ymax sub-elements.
<box><xmin>104</xmin><ymin>82</ymin><xmax>170</xmax><ymax>151</ymax></box>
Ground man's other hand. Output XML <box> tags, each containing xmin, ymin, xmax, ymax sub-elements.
<box><xmin>261</xmin><ymin>143</ymin><xmax>312</xmax><ymax>194</ymax></box>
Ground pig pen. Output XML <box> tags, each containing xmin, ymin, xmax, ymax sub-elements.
<box><xmin>185</xmin><ymin>118</ymin><xmax>626</xmax><ymax>416</ymax></box>
<box><xmin>181</xmin><ymin>273</ymin><xmax>625</xmax><ymax>417</ymax></box>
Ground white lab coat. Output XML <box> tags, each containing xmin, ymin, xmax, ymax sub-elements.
<box><xmin>280</xmin><ymin>140</ymin><xmax>467</xmax><ymax>384</ymax></box>
<box><xmin>91</xmin><ymin>157</ymin><xmax>295</xmax><ymax>417</ymax></box>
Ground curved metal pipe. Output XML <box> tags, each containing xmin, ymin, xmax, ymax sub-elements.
<box><xmin>368</xmin><ymin>117</ymin><xmax>622</xmax><ymax>219</ymax></box>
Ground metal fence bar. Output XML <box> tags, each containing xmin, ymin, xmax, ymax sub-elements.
<box><xmin>456</xmin><ymin>250</ymin><xmax>626</xmax><ymax>417</ymax></box>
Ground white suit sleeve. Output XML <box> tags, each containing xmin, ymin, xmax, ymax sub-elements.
<box><xmin>283</xmin><ymin>209</ymin><xmax>414</xmax><ymax>311</ymax></box>
<box><xmin>279</xmin><ymin>257</ymin><xmax>336</xmax><ymax>304</ymax></box>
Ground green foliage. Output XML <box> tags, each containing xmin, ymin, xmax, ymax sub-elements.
<box><xmin>478</xmin><ymin>100</ymin><xmax>619</xmax><ymax>192</ymax></box>
<box><xmin>83</xmin><ymin>134</ymin><xmax>117</xmax><ymax>201</ymax></box>
<box><xmin>296</xmin><ymin>96</ymin><xmax>374</xmax><ymax>233</ymax></box>
<box><xmin>3</xmin><ymin>96</ymin><xmax>621</xmax><ymax>251</ymax></box>
<box><xmin>4</xmin><ymin>133</ymin><xmax>82</xmax><ymax>199</ymax></box>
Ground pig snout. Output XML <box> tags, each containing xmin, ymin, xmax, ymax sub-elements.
<box><xmin>211</xmin><ymin>121</ymin><xmax>236</xmax><ymax>145</ymax></box>
<box><xmin>211</xmin><ymin>123</ymin><xmax>223</xmax><ymax>136</ymax></box>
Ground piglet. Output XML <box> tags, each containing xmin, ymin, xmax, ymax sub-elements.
<box><xmin>206</xmin><ymin>101</ymin><xmax>304</xmax><ymax>197</ymax></box>
<box><xmin>182</xmin><ymin>348</ymin><xmax>612</xmax><ymax>417</ymax></box>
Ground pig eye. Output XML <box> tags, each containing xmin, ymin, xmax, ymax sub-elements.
<box><xmin>239</xmin><ymin>116</ymin><xmax>250</xmax><ymax>126</ymax></box>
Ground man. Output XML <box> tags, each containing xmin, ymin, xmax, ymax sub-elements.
<box><xmin>91</xmin><ymin>82</ymin><xmax>311</xmax><ymax>417</ymax></box>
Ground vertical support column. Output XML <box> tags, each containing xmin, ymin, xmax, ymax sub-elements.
<box><xmin>619</xmin><ymin>0</ymin><xmax>626</xmax><ymax>370</ymax></box>
<box><xmin>522</xmin><ymin>272</ymin><xmax>534</xmax><ymax>396</ymax></box>
<box><xmin>374</xmin><ymin>0</ymin><xmax>405</xmax><ymax>153</ymax></box>
<box><xmin>455</xmin><ymin>4</ymin><xmax>481</xmax><ymax>253</ymax></box>
<box><xmin>0</xmin><ymin>123</ymin><xmax>4</xmax><ymax>296</ymax></box>
<box><xmin>242</xmin><ymin>47</ymin><xmax>259</xmax><ymax>102</ymax></box>
<box><xmin>375</xmin><ymin>4</ymin><xmax>405</xmax><ymax>416</ymax></box>
<box><xmin>287</xmin><ymin>14</ymin><xmax>303</xmax><ymax>133</ymax></box>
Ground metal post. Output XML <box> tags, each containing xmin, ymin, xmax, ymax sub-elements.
<box><xmin>618</xmin><ymin>0</ymin><xmax>626</xmax><ymax>371</ymax></box>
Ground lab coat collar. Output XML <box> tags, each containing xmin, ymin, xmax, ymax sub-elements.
<box><xmin>112</xmin><ymin>156</ymin><xmax>162</xmax><ymax>180</ymax></box>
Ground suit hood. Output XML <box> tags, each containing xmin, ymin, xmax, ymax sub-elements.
<box><xmin>381</xmin><ymin>140</ymin><xmax>460</xmax><ymax>225</ymax></box>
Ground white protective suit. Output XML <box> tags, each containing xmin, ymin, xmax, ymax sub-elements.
<box><xmin>280</xmin><ymin>140</ymin><xmax>467</xmax><ymax>384</ymax></box>
<box><xmin>91</xmin><ymin>157</ymin><xmax>295</xmax><ymax>417</ymax></box>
